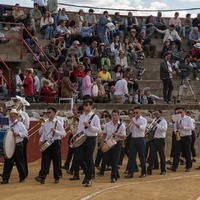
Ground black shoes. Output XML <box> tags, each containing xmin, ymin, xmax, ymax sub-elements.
<box><xmin>66</xmin><ymin>170</ymin><xmax>73</xmax><ymax>175</ymax></box>
<box><xmin>147</xmin><ymin>171</ymin><xmax>152</xmax><ymax>175</ymax></box>
<box><xmin>160</xmin><ymin>171</ymin><xmax>166</xmax><ymax>175</ymax></box>
<box><xmin>125</xmin><ymin>174</ymin><xmax>133</xmax><ymax>178</ymax></box>
<box><xmin>85</xmin><ymin>180</ymin><xmax>92</xmax><ymax>187</ymax></box>
<box><xmin>61</xmin><ymin>165</ymin><xmax>68</xmax><ymax>170</ymax></box>
<box><xmin>1</xmin><ymin>180</ymin><xmax>8</xmax><ymax>184</ymax></box>
<box><xmin>82</xmin><ymin>176</ymin><xmax>87</xmax><ymax>185</ymax></box>
<box><xmin>167</xmin><ymin>166</ymin><xmax>176</xmax><ymax>172</ymax></box>
<box><xmin>69</xmin><ymin>176</ymin><xmax>80</xmax><ymax>180</ymax></box>
<box><xmin>35</xmin><ymin>176</ymin><xmax>45</xmax><ymax>184</ymax></box>
<box><xmin>185</xmin><ymin>168</ymin><xmax>190</xmax><ymax>172</ymax></box>
<box><xmin>19</xmin><ymin>179</ymin><xmax>25</xmax><ymax>183</ymax></box>
<box><xmin>111</xmin><ymin>178</ymin><xmax>116</xmax><ymax>183</ymax></box>
<box><xmin>139</xmin><ymin>174</ymin><xmax>146</xmax><ymax>178</ymax></box>
<box><xmin>96</xmin><ymin>172</ymin><xmax>104</xmax><ymax>177</ymax></box>
<box><xmin>54</xmin><ymin>179</ymin><xmax>59</xmax><ymax>183</ymax></box>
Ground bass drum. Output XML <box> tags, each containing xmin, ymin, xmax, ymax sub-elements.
<box><xmin>0</xmin><ymin>129</ymin><xmax>16</xmax><ymax>159</ymax></box>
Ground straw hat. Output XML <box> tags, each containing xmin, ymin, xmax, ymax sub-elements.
<box><xmin>9</xmin><ymin>109</ymin><xmax>18</xmax><ymax>115</ymax></box>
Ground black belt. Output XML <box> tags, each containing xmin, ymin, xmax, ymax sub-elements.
<box><xmin>16</xmin><ymin>142</ymin><xmax>23</xmax><ymax>146</ymax></box>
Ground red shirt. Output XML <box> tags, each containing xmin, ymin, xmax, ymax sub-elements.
<box><xmin>73</xmin><ymin>69</ymin><xmax>86</xmax><ymax>79</ymax></box>
<box><xmin>24</xmin><ymin>75</ymin><xmax>34</xmax><ymax>97</ymax></box>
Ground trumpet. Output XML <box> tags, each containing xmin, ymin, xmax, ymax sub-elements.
<box><xmin>145</xmin><ymin>118</ymin><xmax>157</xmax><ymax>142</ymax></box>
<box><xmin>175</xmin><ymin>121</ymin><xmax>181</xmax><ymax>141</ymax></box>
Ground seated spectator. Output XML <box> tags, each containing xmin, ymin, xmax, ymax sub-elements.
<box><xmin>30</xmin><ymin>3</ymin><xmax>42</xmax><ymax>31</ymax></box>
<box><xmin>192</xmin><ymin>13</ymin><xmax>200</xmax><ymax>31</ymax></box>
<box><xmin>108</xmin><ymin>85</ymin><xmax>115</xmax><ymax>103</ymax></box>
<box><xmin>98</xmin><ymin>66</ymin><xmax>113</xmax><ymax>86</ymax></box>
<box><xmin>112</xmin><ymin>12</ymin><xmax>125</xmax><ymax>33</ymax></box>
<box><xmin>12</xmin><ymin>3</ymin><xmax>27</xmax><ymax>24</ymax></box>
<box><xmin>124</xmin><ymin>68</ymin><xmax>138</xmax><ymax>92</ymax></box>
<box><xmin>141</xmin><ymin>15</ymin><xmax>155</xmax><ymax>38</ymax></box>
<box><xmin>115</xmin><ymin>50</ymin><xmax>128</xmax><ymax>69</ymax></box>
<box><xmin>155</xmin><ymin>24</ymin><xmax>182</xmax><ymax>52</ymax></box>
<box><xmin>85</xmin><ymin>8</ymin><xmax>97</xmax><ymax>26</ymax></box>
<box><xmin>68</xmin><ymin>20</ymin><xmax>82</xmax><ymax>44</ymax></box>
<box><xmin>110</xmin><ymin>35</ymin><xmax>123</xmax><ymax>58</ymax></box>
<box><xmin>133</xmin><ymin>89</ymin><xmax>143</xmax><ymax>104</ymax></box>
<box><xmin>161</xmin><ymin>39</ymin><xmax>171</xmax><ymax>58</ymax></box>
<box><xmin>182</xmin><ymin>13</ymin><xmax>193</xmax><ymax>38</ymax></box>
<box><xmin>123</xmin><ymin>37</ymin><xmax>137</xmax><ymax>63</ymax></box>
<box><xmin>133</xmin><ymin>37</ymin><xmax>145</xmax><ymax>60</ymax></box>
<box><xmin>67</xmin><ymin>47</ymin><xmax>79</xmax><ymax>67</ymax></box>
<box><xmin>81</xmin><ymin>20</ymin><xmax>98</xmax><ymax>45</ymax></box>
<box><xmin>40</xmin><ymin>11</ymin><xmax>54</xmax><ymax>40</ymax></box>
<box><xmin>111</xmin><ymin>64</ymin><xmax>124</xmax><ymax>82</ymax></box>
<box><xmin>76</xmin><ymin>9</ymin><xmax>84</xmax><ymax>31</ymax></box>
<box><xmin>139</xmin><ymin>29</ymin><xmax>156</xmax><ymax>58</ymax></box>
<box><xmin>188</xmin><ymin>27</ymin><xmax>200</xmax><ymax>49</ymax></box>
<box><xmin>45</xmin><ymin>39</ymin><xmax>65</xmax><ymax>64</ymax></box>
<box><xmin>23</xmin><ymin>23</ymin><xmax>38</xmax><ymax>53</ymax></box>
<box><xmin>63</xmin><ymin>57</ymin><xmax>74</xmax><ymax>72</ymax></box>
<box><xmin>40</xmin><ymin>79</ymin><xmax>56</xmax><ymax>103</ymax></box>
<box><xmin>127</xmin><ymin>28</ymin><xmax>137</xmax><ymax>44</ymax></box>
<box><xmin>141</xmin><ymin>87</ymin><xmax>155</xmax><ymax>104</ymax></box>
<box><xmin>69</xmin><ymin>40</ymin><xmax>83</xmax><ymax>61</ymax></box>
<box><xmin>85</xmin><ymin>40</ymin><xmax>99</xmax><ymax>64</ymax></box>
<box><xmin>57</xmin><ymin>8</ymin><xmax>69</xmax><ymax>24</ymax></box>
<box><xmin>153</xmin><ymin>12</ymin><xmax>167</xmax><ymax>31</ymax></box>
<box><xmin>169</xmin><ymin>12</ymin><xmax>182</xmax><ymax>36</ymax></box>
<box><xmin>41</xmin><ymin>71</ymin><xmax>57</xmax><ymax>90</ymax></box>
<box><xmin>0</xmin><ymin>69</ymin><xmax>8</xmax><ymax>100</ymax></box>
<box><xmin>61</xmin><ymin>70</ymin><xmax>76</xmax><ymax>97</ymax></box>
<box><xmin>171</xmin><ymin>42</ymin><xmax>180</xmax><ymax>59</ymax></box>
<box><xmin>97</xmin><ymin>42</ymin><xmax>111</xmax><ymax>71</ymax></box>
<box><xmin>23</xmin><ymin>68</ymin><xmax>34</xmax><ymax>101</ymax></box>
<box><xmin>83</xmin><ymin>57</ymin><xmax>91</xmax><ymax>70</ymax></box>
<box><xmin>56</xmin><ymin>36</ymin><xmax>68</xmax><ymax>58</ymax></box>
<box><xmin>125</xmin><ymin>12</ymin><xmax>140</xmax><ymax>36</ymax></box>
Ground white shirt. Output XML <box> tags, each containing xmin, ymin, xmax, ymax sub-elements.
<box><xmin>104</xmin><ymin>121</ymin><xmax>126</xmax><ymax>141</ymax></box>
<box><xmin>191</xmin><ymin>118</ymin><xmax>195</xmax><ymax>130</ymax></box>
<box><xmin>34</xmin><ymin>75</ymin><xmax>40</xmax><ymax>92</ymax></box>
<box><xmin>130</xmin><ymin>116</ymin><xmax>147</xmax><ymax>138</ymax></box>
<box><xmin>77</xmin><ymin>112</ymin><xmax>101</xmax><ymax>137</ymax></box>
<box><xmin>114</xmin><ymin>79</ymin><xmax>128</xmax><ymax>96</ymax></box>
<box><xmin>16</xmin><ymin>74</ymin><xmax>23</xmax><ymax>92</ymax></box>
<box><xmin>179</xmin><ymin>115</ymin><xmax>193</xmax><ymax>137</ymax></box>
<box><xmin>154</xmin><ymin>117</ymin><xmax>168</xmax><ymax>138</ymax></box>
<box><xmin>19</xmin><ymin>110</ymin><xmax>30</xmax><ymax>130</ymax></box>
<box><xmin>39</xmin><ymin>118</ymin><xmax>66</xmax><ymax>142</ymax></box>
<box><xmin>10</xmin><ymin>120</ymin><xmax>28</xmax><ymax>143</ymax></box>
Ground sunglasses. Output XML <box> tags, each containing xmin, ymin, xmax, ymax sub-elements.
<box><xmin>178</xmin><ymin>112</ymin><xmax>182</xmax><ymax>114</ymax></box>
<box><xmin>47</xmin><ymin>111</ymin><xmax>52</xmax><ymax>114</ymax></box>
<box><xmin>83</xmin><ymin>104</ymin><xmax>90</xmax><ymax>107</ymax></box>
<box><xmin>133</xmin><ymin>112</ymin><xmax>139</xmax><ymax>114</ymax></box>
<box><xmin>129</xmin><ymin>112</ymin><xmax>134</xmax><ymax>115</ymax></box>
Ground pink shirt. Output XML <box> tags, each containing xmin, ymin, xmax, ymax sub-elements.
<box><xmin>169</xmin><ymin>18</ymin><xmax>182</xmax><ymax>27</ymax></box>
<box><xmin>82</xmin><ymin>75</ymin><xmax>92</xmax><ymax>96</ymax></box>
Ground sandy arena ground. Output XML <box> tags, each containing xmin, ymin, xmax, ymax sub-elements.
<box><xmin>1</xmin><ymin>158</ymin><xmax>200</xmax><ymax>200</ymax></box>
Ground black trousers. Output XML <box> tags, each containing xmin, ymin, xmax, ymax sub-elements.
<box><xmin>95</xmin><ymin>147</ymin><xmax>104</xmax><ymax>167</ymax></box>
<box><xmin>74</xmin><ymin>137</ymin><xmax>96</xmax><ymax>180</ymax></box>
<box><xmin>2</xmin><ymin>142</ymin><xmax>25</xmax><ymax>181</ymax></box>
<box><xmin>162</xmin><ymin>79</ymin><xmax>174</xmax><ymax>102</ymax></box>
<box><xmin>147</xmin><ymin>138</ymin><xmax>166</xmax><ymax>173</ymax></box>
<box><xmin>22</xmin><ymin>137</ymin><xmax>29</xmax><ymax>177</ymax></box>
<box><xmin>172</xmin><ymin>135</ymin><xmax>192</xmax><ymax>169</ymax></box>
<box><xmin>170</xmin><ymin>131</ymin><xmax>177</xmax><ymax>158</ymax></box>
<box><xmin>38</xmin><ymin>140</ymin><xmax>61</xmax><ymax>180</ymax></box>
<box><xmin>64</xmin><ymin>146</ymin><xmax>74</xmax><ymax>170</ymax></box>
<box><xmin>191</xmin><ymin>130</ymin><xmax>196</xmax><ymax>158</ymax></box>
<box><xmin>128</xmin><ymin>137</ymin><xmax>146</xmax><ymax>175</ymax></box>
<box><xmin>100</xmin><ymin>141</ymin><xmax>121</xmax><ymax>179</ymax></box>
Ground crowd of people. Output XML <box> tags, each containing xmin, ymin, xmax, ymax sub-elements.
<box><xmin>0</xmin><ymin>2</ymin><xmax>200</xmax><ymax>104</ymax></box>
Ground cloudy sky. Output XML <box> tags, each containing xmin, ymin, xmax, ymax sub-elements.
<box><xmin>0</xmin><ymin>0</ymin><xmax>199</xmax><ymax>17</ymax></box>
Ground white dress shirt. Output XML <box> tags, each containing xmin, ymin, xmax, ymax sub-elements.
<box><xmin>39</xmin><ymin>118</ymin><xmax>66</xmax><ymax>142</ymax></box>
<box><xmin>104</xmin><ymin>121</ymin><xmax>126</xmax><ymax>141</ymax></box>
<box><xmin>77</xmin><ymin>112</ymin><xmax>101</xmax><ymax>137</ymax></box>
<box><xmin>10</xmin><ymin>120</ymin><xmax>28</xmax><ymax>143</ymax></box>
<box><xmin>114</xmin><ymin>79</ymin><xmax>128</xmax><ymax>96</ymax></box>
<box><xmin>154</xmin><ymin>117</ymin><xmax>168</xmax><ymax>138</ymax></box>
<box><xmin>130</xmin><ymin>116</ymin><xmax>147</xmax><ymax>138</ymax></box>
<box><xmin>179</xmin><ymin>115</ymin><xmax>193</xmax><ymax>137</ymax></box>
<box><xmin>19</xmin><ymin>110</ymin><xmax>30</xmax><ymax>130</ymax></box>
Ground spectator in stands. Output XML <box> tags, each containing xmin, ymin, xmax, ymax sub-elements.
<box><xmin>68</xmin><ymin>20</ymin><xmax>82</xmax><ymax>44</ymax></box>
<box><xmin>77</xmin><ymin>9</ymin><xmax>84</xmax><ymax>31</ymax></box>
<box><xmin>111</xmin><ymin>64</ymin><xmax>124</xmax><ymax>82</ymax></box>
<box><xmin>32</xmin><ymin>70</ymin><xmax>40</xmax><ymax>94</ymax></box>
<box><xmin>114</xmin><ymin>76</ymin><xmax>129</xmax><ymax>103</ymax></box>
<box><xmin>64</xmin><ymin>57</ymin><xmax>74</xmax><ymax>72</ymax></box>
<box><xmin>61</xmin><ymin>70</ymin><xmax>76</xmax><ymax>97</ymax></box>
<box><xmin>125</xmin><ymin>12</ymin><xmax>140</xmax><ymax>36</ymax></box>
<box><xmin>45</xmin><ymin>39</ymin><xmax>65</xmax><ymax>64</ymax></box>
<box><xmin>124</xmin><ymin>68</ymin><xmax>138</xmax><ymax>92</ymax></box>
<box><xmin>40</xmin><ymin>79</ymin><xmax>56</xmax><ymax>103</ymax></box>
<box><xmin>115</xmin><ymin>50</ymin><xmax>128</xmax><ymax>69</ymax></box>
<box><xmin>155</xmin><ymin>24</ymin><xmax>182</xmax><ymax>52</ymax></box>
<box><xmin>67</xmin><ymin>47</ymin><xmax>79</xmax><ymax>67</ymax></box>
<box><xmin>108</xmin><ymin>85</ymin><xmax>115</xmax><ymax>103</ymax></box>
<box><xmin>171</xmin><ymin>42</ymin><xmax>180</xmax><ymax>58</ymax></box>
<box><xmin>40</xmin><ymin>11</ymin><xmax>54</xmax><ymax>40</ymax></box>
<box><xmin>41</xmin><ymin>71</ymin><xmax>57</xmax><ymax>90</ymax></box>
<box><xmin>0</xmin><ymin>69</ymin><xmax>8</xmax><ymax>101</ymax></box>
<box><xmin>110</xmin><ymin>35</ymin><xmax>123</xmax><ymax>58</ymax></box>
<box><xmin>23</xmin><ymin>23</ymin><xmax>38</xmax><ymax>53</ymax></box>
<box><xmin>73</xmin><ymin>62</ymin><xmax>86</xmax><ymax>80</ymax></box>
<box><xmin>12</xmin><ymin>3</ymin><xmax>27</xmax><ymax>24</ymax></box>
<box><xmin>85</xmin><ymin>9</ymin><xmax>97</xmax><ymax>26</ymax></box>
<box><xmin>83</xmin><ymin>57</ymin><xmax>91</xmax><ymax>70</ymax></box>
<box><xmin>134</xmin><ymin>37</ymin><xmax>145</xmax><ymax>60</ymax></box>
<box><xmin>188</xmin><ymin>27</ymin><xmax>200</xmax><ymax>49</ymax></box>
<box><xmin>153</xmin><ymin>12</ymin><xmax>167</xmax><ymax>31</ymax></box>
<box><xmin>169</xmin><ymin>12</ymin><xmax>182</xmax><ymax>36</ymax></box>
<box><xmin>97</xmin><ymin>11</ymin><xmax>109</xmax><ymax>46</ymax></box>
<box><xmin>139</xmin><ymin>29</ymin><xmax>156</xmax><ymax>58</ymax></box>
<box><xmin>97</xmin><ymin>42</ymin><xmax>111</xmax><ymax>71</ymax></box>
<box><xmin>33</xmin><ymin>0</ymin><xmax>47</xmax><ymax>15</ymax></box>
<box><xmin>141</xmin><ymin>87</ymin><xmax>155</xmax><ymax>104</ymax></box>
<box><xmin>55</xmin><ymin>20</ymin><xmax>71</xmax><ymax>38</ymax></box>
<box><xmin>141</xmin><ymin>15</ymin><xmax>155</xmax><ymax>38</ymax></box>
<box><xmin>69</xmin><ymin>40</ymin><xmax>83</xmax><ymax>61</ymax></box>
<box><xmin>192</xmin><ymin>13</ymin><xmax>200</xmax><ymax>31</ymax></box>
<box><xmin>161</xmin><ymin>39</ymin><xmax>171</xmax><ymax>58</ymax></box>
<box><xmin>47</xmin><ymin>0</ymin><xmax>58</xmax><ymax>26</ymax></box>
<box><xmin>98</xmin><ymin>66</ymin><xmax>113</xmax><ymax>86</ymax></box>
<box><xmin>30</xmin><ymin>3</ymin><xmax>42</xmax><ymax>31</ymax></box>
<box><xmin>182</xmin><ymin>13</ymin><xmax>193</xmax><ymax>38</ymax></box>
<box><xmin>133</xmin><ymin>89</ymin><xmax>142</xmax><ymax>104</ymax></box>
<box><xmin>56</xmin><ymin>37</ymin><xmax>68</xmax><ymax>58</ymax></box>
<box><xmin>23</xmin><ymin>68</ymin><xmax>34</xmax><ymax>100</ymax></box>
<box><xmin>12</xmin><ymin>67</ymin><xmax>23</xmax><ymax>97</ymax></box>
<box><xmin>112</xmin><ymin>12</ymin><xmax>125</xmax><ymax>34</ymax></box>
<box><xmin>123</xmin><ymin>37</ymin><xmax>137</xmax><ymax>63</ymax></box>
<box><xmin>57</xmin><ymin>8</ymin><xmax>69</xmax><ymax>24</ymax></box>
<box><xmin>85</xmin><ymin>40</ymin><xmax>99</xmax><ymax>64</ymax></box>
<box><xmin>127</xmin><ymin>28</ymin><xmax>137</xmax><ymax>44</ymax></box>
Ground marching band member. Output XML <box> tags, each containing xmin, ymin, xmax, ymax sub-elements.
<box><xmin>125</xmin><ymin>106</ymin><xmax>147</xmax><ymax>178</ymax></box>
<box><xmin>35</xmin><ymin>107</ymin><xmax>66</xmax><ymax>184</ymax></box>
<box><xmin>73</xmin><ymin>99</ymin><xmax>101</xmax><ymax>187</ymax></box>
<box><xmin>98</xmin><ymin>110</ymin><xmax>126</xmax><ymax>183</ymax></box>
<box><xmin>147</xmin><ymin>109</ymin><xmax>168</xmax><ymax>175</ymax></box>
<box><xmin>1</xmin><ymin>109</ymin><xmax>28</xmax><ymax>184</ymax></box>
<box><xmin>167</xmin><ymin>107</ymin><xmax>193</xmax><ymax>172</ymax></box>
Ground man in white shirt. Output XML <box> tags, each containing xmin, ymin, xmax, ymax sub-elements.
<box><xmin>114</xmin><ymin>76</ymin><xmax>129</xmax><ymax>103</ymax></box>
<box><xmin>1</xmin><ymin>109</ymin><xmax>28</xmax><ymax>184</ymax></box>
<box><xmin>35</xmin><ymin>107</ymin><xmax>66</xmax><ymax>184</ymax></box>
<box><xmin>167</xmin><ymin>106</ymin><xmax>193</xmax><ymax>172</ymax></box>
<box><xmin>147</xmin><ymin>109</ymin><xmax>168</xmax><ymax>175</ymax></box>
<box><xmin>125</xmin><ymin>106</ymin><xmax>147</xmax><ymax>178</ymax></box>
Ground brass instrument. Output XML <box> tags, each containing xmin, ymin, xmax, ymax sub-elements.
<box><xmin>145</xmin><ymin>118</ymin><xmax>157</xmax><ymax>142</ymax></box>
<box><xmin>122</xmin><ymin>120</ymin><xmax>132</xmax><ymax>148</ymax></box>
<box><xmin>175</xmin><ymin>121</ymin><xmax>181</xmax><ymax>141</ymax></box>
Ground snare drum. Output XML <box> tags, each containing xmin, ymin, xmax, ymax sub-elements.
<box><xmin>0</xmin><ymin>129</ymin><xmax>16</xmax><ymax>159</ymax></box>
<box><xmin>70</xmin><ymin>132</ymin><xmax>87</xmax><ymax>148</ymax></box>
<box><xmin>101</xmin><ymin>138</ymin><xmax>117</xmax><ymax>153</ymax></box>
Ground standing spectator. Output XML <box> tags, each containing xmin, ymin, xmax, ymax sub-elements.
<box><xmin>0</xmin><ymin>70</ymin><xmax>8</xmax><ymax>100</ymax></box>
<box><xmin>77</xmin><ymin>9</ymin><xmax>84</xmax><ymax>31</ymax></box>
<box><xmin>182</xmin><ymin>13</ymin><xmax>193</xmax><ymax>38</ymax></box>
<box><xmin>125</xmin><ymin>12</ymin><xmax>140</xmax><ymax>36</ymax></box>
<box><xmin>153</xmin><ymin>12</ymin><xmax>167</xmax><ymax>31</ymax></box>
<box><xmin>12</xmin><ymin>3</ymin><xmax>27</xmax><ymax>24</ymax></box>
<box><xmin>33</xmin><ymin>70</ymin><xmax>40</xmax><ymax>94</ymax></box>
<box><xmin>188</xmin><ymin>27</ymin><xmax>200</xmax><ymax>49</ymax></box>
<box><xmin>47</xmin><ymin>0</ymin><xmax>58</xmax><ymax>26</ymax></box>
<box><xmin>23</xmin><ymin>69</ymin><xmax>34</xmax><ymax>100</ymax></box>
<box><xmin>160</xmin><ymin>52</ymin><xmax>175</xmax><ymax>104</ymax></box>
<box><xmin>192</xmin><ymin>13</ymin><xmax>200</xmax><ymax>31</ymax></box>
<box><xmin>85</xmin><ymin>9</ymin><xmax>97</xmax><ymax>26</ymax></box>
<box><xmin>13</xmin><ymin>68</ymin><xmax>23</xmax><ymax>97</ymax></box>
<box><xmin>33</xmin><ymin>0</ymin><xmax>47</xmax><ymax>15</ymax></box>
<box><xmin>141</xmin><ymin>15</ymin><xmax>155</xmax><ymax>38</ymax></box>
<box><xmin>169</xmin><ymin>12</ymin><xmax>182</xmax><ymax>36</ymax></box>
<box><xmin>40</xmin><ymin>11</ymin><xmax>54</xmax><ymax>40</ymax></box>
<box><xmin>30</xmin><ymin>3</ymin><xmax>42</xmax><ymax>31</ymax></box>
<box><xmin>57</xmin><ymin>8</ymin><xmax>69</xmax><ymax>24</ymax></box>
